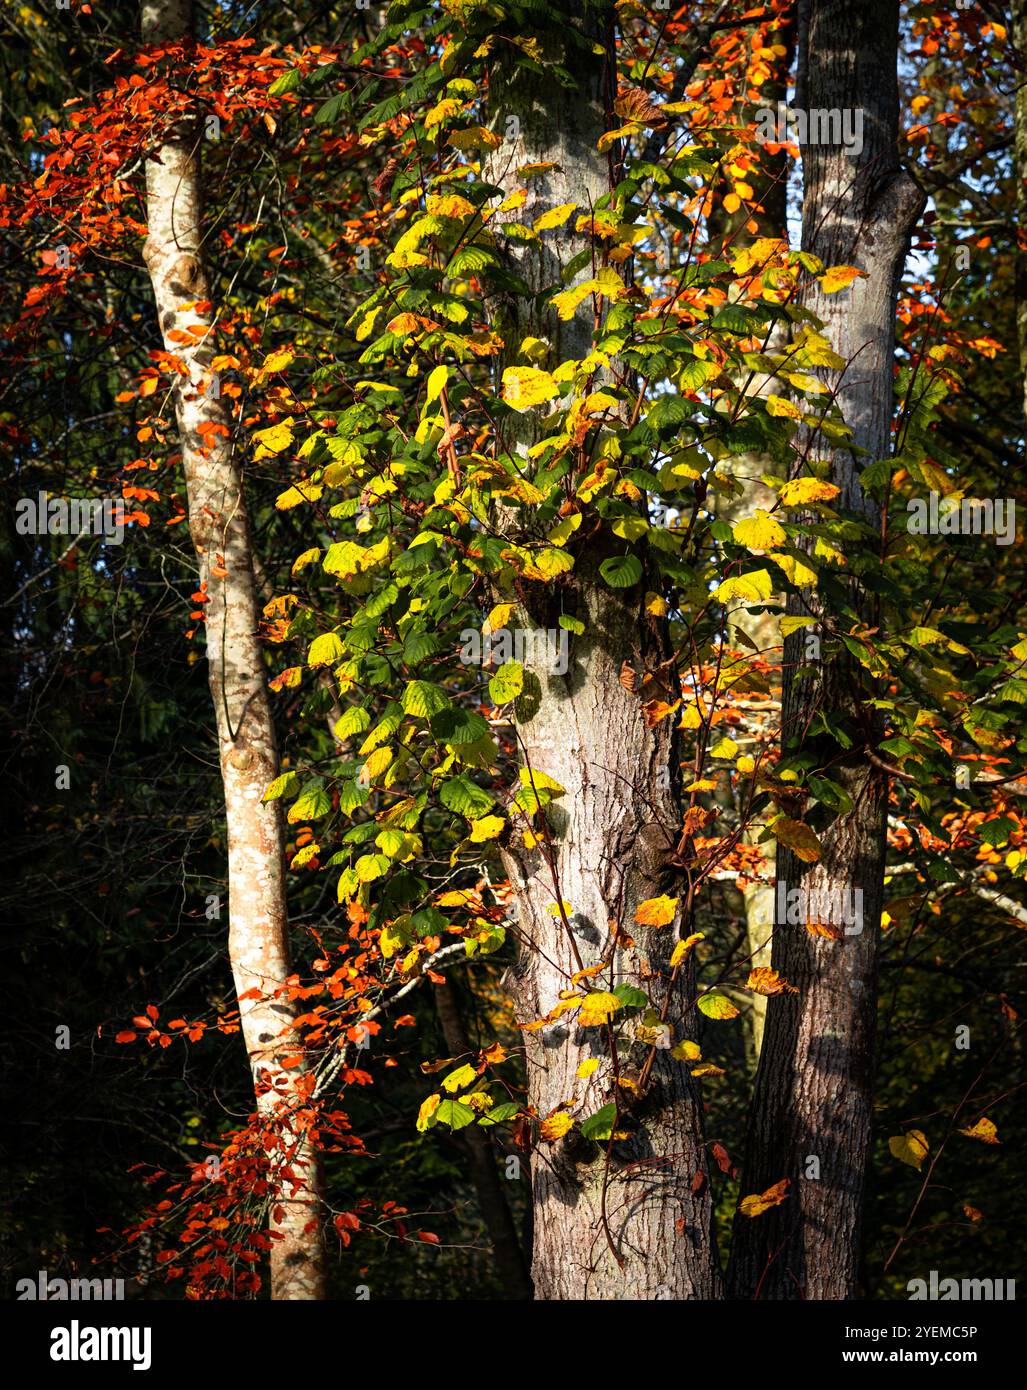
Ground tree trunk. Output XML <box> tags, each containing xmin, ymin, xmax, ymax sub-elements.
<box><xmin>728</xmin><ymin>0</ymin><xmax>924</xmax><ymax>1300</ymax></box>
<box><xmin>140</xmin><ymin>0</ymin><xmax>325</xmax><ymax>1300</ymax></box>
<box><xmin>484</xmin><ymin>1</ymin><xmax>720</xmax><ymax>1301</ymax></box>
<box><xmin>434</xmin><ymin>980</ymin><xmax>533</xmax><ymax>1298</ymax></box>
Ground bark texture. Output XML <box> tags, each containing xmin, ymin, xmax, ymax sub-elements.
<box><xmin>140</xmin><ymin>0</ymin><xmax>325</xmax><ymax>1300</ymax></box>
<box><xmin>727</xmin><ymin>0</ymin><xmax>924</xmax><ymax>1300</ymax></box>
<box><xmin>484</xmin><ymin>2</ymin><xmax>720</xmax><ymax>1300</ymax></box>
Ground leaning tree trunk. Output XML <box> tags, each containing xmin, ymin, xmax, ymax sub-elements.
<box><xmin>140</xmin><ymin>0</ymin><xmax>325</xmax><ymax>1300</ymax></box>
<box><xmin>728</xmin><ymin>0</ymin><xmax>924</xmax><ymax>1300</ymax></box>
<box><xmin>482</xmin><ymin>0</ymin><xmax>720</xmax><ymax>1300</ymax></box>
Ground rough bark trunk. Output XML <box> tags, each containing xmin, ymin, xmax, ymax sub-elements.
<box><xmin>484</xmin><ymin>1</ymin><xmax>720</xmax><ymax>1300</ymax></box>
<box><xmin>434</xmin><ymin>980</ymin><xmax>533</xmax><ymax>1298</ymax></box>
<box><xmin>728</xmin><ymin>0</ymin><xmax>924</xmax><ymax>1300</ymax></box>
<box><xmin>140</xmin><ymin>0</ymin><xmax>325</xmax><ymax>1300</ymax></box>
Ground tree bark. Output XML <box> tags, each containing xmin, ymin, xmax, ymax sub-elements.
<box><xmin>484</xmin><ymin>1</ymin><xmax>720</xmax><ymax>1300</ymax></box>
<box><xmin>140</xmin><ymin>0</ymin><xmax>326</xmax><ymax>1300</ymax></box>
<box><xmin>728</xmin><ymin>0</ymin><xmax>924</xmax><ymax>1300</ymax></box>
<box><xmin>434</xmin><ymin>980</ymin><xmax>533</xmax><ymax>1298</ymax></box>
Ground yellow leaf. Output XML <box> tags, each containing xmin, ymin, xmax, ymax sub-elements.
<box><xmin>670</xmin><ymin>933</ymin><xmax>704</xmax><ymax>967</ymax></box>
<box><xmin>819</xmin><ymin>264</ymin><xmax>865</xmax><ymax>294</ymax></box>
<box><xmin>416</xmin><ymin>1093</ymin><xmax>441</xmax><ymax>1132</ymax></box>
<box><xmin>449</xmin><ymin>125</ymin><xmax>501</xmax><ymax>151</ymax></box>
<box><xmin>577</xmin><ymin>1058</ymin><xmax>599</xmax><ymax>1079</ymax></box>
<box><xmin>769</xmin><ymin>817</ymin><xmax>823</xmax><ymax>863</ymax></box>
<box><xmin>779</xmin><ymin>478</ymin><xmax>841</xmax><ymax>506</ymax></box>
<box><xmin>959</xmin><ymin>1117</ymin><xmax>999</xmax><ymax>1144</ymax></box>
<box><xmin>733</xmin><ymin>510</ymin><xmax>786</xmax><ymax>550</ymax></box>
<box><xmin>263</xmin><ymin>347</ymin><xmax>295</xmax><ymax>374</ymax></box>
<box><xmin>386</xmin><ymin>312</ymin><xmax>423</xmax><ymax>338</ymax></box>
<box><xmin>780</xmin><ymin>615</ymin><xmax>818</xmax><ymax>636</ymax></box>
<box><xmin>739</xmin><ymin>1178</ymin><xmax>790</xmax><ymax>1218</ymax></box>
<box><xmin>276</xmin><ymin>481</ymin><xmax>323</xmax><ymax>510</ymax></box>
<box><xmin>709</xmin><ymin>735</ymin><xmax>739</xmax><ymax>759</ymax></box>
<box><xmin>423</xmin><ymin>98</ymin><xmax>463</xmax><ymax>131</ymax></box>
<box><xmin>551</xmin><ymin>281</ymin><xmax>597</xmax><ymax>320</ymax></box>
<box><xmin>773</xmin><ymin>552</ymin><xmax>818</xmax><ymax>588</ymax></box>
<box><xmin>714</xmin><ymin>569</ymin><xmax>773</xmax><ymax>603</ymax></box>
<box><xmin>501</xmin><ymin>366</ymin><xmax>560</xmax><ymax>411</ymax></box>
<box><xmin>889</xmin><ymin>1130</ymin><xmax>929</xmax><ymax>1170</ymax></box>
<box><xmin>635</xmin><ymin>895</ymin><xmax>679</xmax><ymax>928</ymax></box>
<box><xmin>672</xmin><ymin>1039</ymin><xmax>702</xmax><ymax>1062</ymax></box>
<box><xmin>533</xmin><ymin>202</ymin><xmax>577</xmax><ymax>232</ymax></box>
<box><xmin>469</xmin><ymin>814</ymin><xmax>505</xmax><ymax>843</ymax></box>
<box><xmin>765</xmin><ymin>394</ymin><xmax>803</xmax><ymax>420</ymax></box>
<box><xmin>253</xmin><ymin>418</ymin><xmax>295</xmax><ymax>458</ymax></box>
<box><xmin>578</xmin><ymin>991</ymin><xmax>622</xmax><ymax>1027</ymax></box>
<box><xmin>540</xmin><ymin>1111</ymin><xmax>574</xmax><ymax>1141</ymax></box>
<box><xmin>746</xmin><ymin>967</ymin><xmax>798</xmax><ymax>996</ymax></box>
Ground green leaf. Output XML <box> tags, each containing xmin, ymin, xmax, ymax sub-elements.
<box><xmin>697</xmin><ymin>992</ymin><xmax>740</xmax><ymax>1020</ymax></box>
<box><xmin>262</xmin><ymin>770</ymin><xmax>298</xmax><ymax>802</ymax></box>
<box><xmin>430</xmin><ymin>707</ymin><xmax>490</xmax><ymax>745</ymax></box>
<box><xmin>435</xmin><ymin>1099</ymin><xmax>477</xmax><ymax>1130</ymax></box>
<box><xmin>334</xmin><ymin>706</ymin><xmax>370</xmax><ymax>740</ymax></box>
<box><xmin>489</xmin><ymin>660</ymin><xmax>523</xmax><ymax>704</ymax></box>
<box><xmin>402</xmin><ymin>679</ymin><xmax>450</xmax><ymax>719</ymax></box>
<box><xmin>287</xmin><ymin>782</ymin><xmax>332</xmax><ymax>823</ymax></box>
<box><xmin>308</xmin><ymin>632</ymin><xmax>345</xmax><ymax>667</ymax></box>
<box><xmin>480</xmin><ymin>1101</ymin><xmax>520</xmax><ymax>1126</ymax></box>
<box><xmin>580</xmin><ymin>1103</ymin><xmax>618</xmax><ymax>1142</ymax></box>
<box><xmin>439</xmin><ymin>773</ymin><xmax>494</xmax><ymax>819</ymax></box>
<box><xmin>612</xmin><ymin>984</ymin><xmax>649</xmax><ymax>1011</ymax></box>
<box><xmin>599</xmin><ymin>554</ymin><xmax>643</xmax><ymax>588</ymax></box>
<box><xmin>979</xmin><ymin>816</ymin><xmax>1016</xmax><ymax>848</ymax></box>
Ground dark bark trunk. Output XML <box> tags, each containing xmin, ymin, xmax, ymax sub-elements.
<box><xmin>434</xmin><ymin>980</ymin><xmax>533</xmax><ymax>1299</ymax></box>
<box><xmin>728</xmin><ymin>0</ymin><xmax>924</xmax><ymax>1300</ymax></box>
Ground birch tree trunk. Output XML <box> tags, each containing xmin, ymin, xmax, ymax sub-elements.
<box><xmin>484</xmin><ymin>1</ymin><xmax>720</xmax><ymax>1301</ymax></box>
<box><xmin>728</xmin><ymin>0</ymin><xmax>924</xmax><ymax>1300</ymax></box>
<box><xmin>140</xmin><ymin>0</ymin><xmax>325</xmax><ymax>1300</ymax></box>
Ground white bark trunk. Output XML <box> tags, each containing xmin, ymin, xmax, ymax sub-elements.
<box><xmin>140</xmin><ymin>0</ymin><xmax>325</xmax><ymax>1300</ymax></box>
